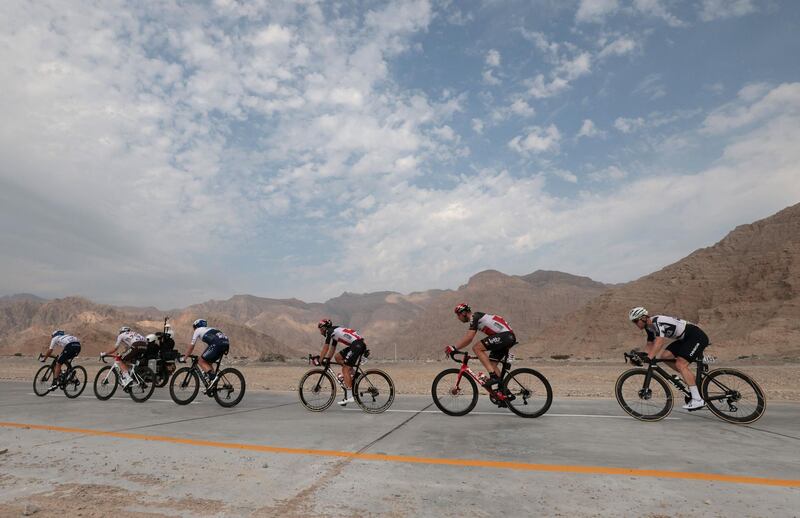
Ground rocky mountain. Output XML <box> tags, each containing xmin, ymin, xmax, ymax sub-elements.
<box><xmin>526</xmin><ymin>202</ymin><xmax>800</xmax><ymax>360</ymax></box>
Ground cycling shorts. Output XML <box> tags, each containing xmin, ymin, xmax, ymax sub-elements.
<box><xmin>666</xmin><ymin>324</ymin><xmax>709</xmax><ymax>362</ymax></box>
<box><xmin>56</xmin><ymin>343</ymin><xmax>81</xmax><ymax>364</ymax></box>
<box><xmin>481</xmin><ymin>332</ymin><xmax>517</xmax><ymax>361</ymax></box>
<box><xmin>339</xmin><ymin>340</ymin><xmax>366</xmax><ymax>366</ymax></box>
<box><xmin>201</xmin><ymin>336</ymin><xmax>230</xmax><ymax>363</ymax></box>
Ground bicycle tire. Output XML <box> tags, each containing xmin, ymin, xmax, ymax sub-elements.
<box><xmin>353</xmin><ymin>369</ymin><xmax>395</xmax><ymax>414</ymax></box>
<box><xmin>93</xmin><ymin>366</ymin><xmax>118</xmax><ymax>400</ymax></box>
<box><xmin>213</xmin><ymin>368</ymin><xmax>246</xmax><ymax>408</ymax></box>
<box><xmin>503</xmin><ymin>368</ymin><xmax>552</xmax><ymax>418</ymax></box>
<box><xmin>431</xmin><ymin>368</ymin><xmax>478</xmax><ymax>416</ymax></box>
<box><xmin>154</xmin><ymin>369</ymin><xmax>170</xmax><ymax>388</ymax></box>
<box><xmin>701</xmin><ymin>368</ymin><xmax>766</xmax><ymax>424</ymax></box>
<box><xmin>615</xmin><ymin>368</ymin><xmax>673</xmax><ymax>421</ymax></box>
<box><xmin>33</xmin><ymin>365</ymin><xmax>54</xmax><ymax>396</ymax></box>
<box><xmin>169</xmin><ymin>367</ymin><xmax>200</xmax><ymax>405</ymax></box>
<box><xmin>298</xmin><ymin>369</ymin><xmax>336</xmax><ymax>411</ymax></box>
<box><xmin>128</xmin><ymin>368</ymin><xmax>156</xmax><ymax>403</ymax></box>
<box><xmin>63</xmin><ymin>365</ymin><xmax>87</xmax><ymax>399</ymax></box>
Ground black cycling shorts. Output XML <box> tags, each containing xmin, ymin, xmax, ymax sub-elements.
<box><xmin>481</xmin><ymin>332</ymin><xmax>517</xmax><ymax>361</ymax></box>
<box><xmin>57</xmin><ymin>343</ymin><xmax>81</xmax><ymax>364</ymax></box>
<box><xmin>339</xmin><ymin>340</ymin><xmax>366</xmax><ymax>366</ymax></box>
<box><xmin>202</xmin><ymin>338</ymin><xmax>230</xmax><ymax>363</ymax></box>
<box><xmin>666</xmin><ymin>324</ymin><xmax>709</xmax><ymax>362</ymax></box>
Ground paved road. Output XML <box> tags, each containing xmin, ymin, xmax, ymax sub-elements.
<box><xmin>1</xmin><ymin>381</ymin><xmax>798</xmax><ymax>517</ymax></box>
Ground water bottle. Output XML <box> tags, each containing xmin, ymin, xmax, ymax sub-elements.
<box><xmin>336</xmin><ymin>373</ymin><xmax>345</xmax><ymax>385</ymax></box>
<box><xmin>477</xmin><ymin>372</ymin><xmax>488</xmax><ymax>385</ymax></box>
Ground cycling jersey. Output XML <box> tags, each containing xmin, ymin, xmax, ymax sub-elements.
<box><xmin>191</xmin><ymin>327</ymin><xmax>229</xmax><ymax>346</ymax></box>
<box><xmin>49</xmin><ymin>335</ymin><xmax>80</xmax><ymax>350</ymax></box>
<box><xmin>645</xmin><ymin>315</ymin><xmax>688</xmax><ymax>341</ymax></box>
<box><xmin>324</xmin><ymin>327</ymin><xmax>364</xmax><ymax>347</ymax></box>
<box><xmin>115</xmin><ymin>331</ymin><xmax>146</xmax><ymax>352</ymax></box>
<box><xmin>469</xmin><ymin>312</ymin><xmax>514</xmax><ymax>336</ymax></box>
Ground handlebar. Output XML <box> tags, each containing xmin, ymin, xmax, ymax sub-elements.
<box><xmin>176</xmin><ymin>355</ymin><xmax>197</xmax><ymax>364</ymax></box>
<box><xmin>624</xmin><ymin>350</ymin><xmax>648</xmax><ymax>366</ymax></box>
<box><xmin>448</xmin><ymin>350</ymin><xmax>471</xmax><ymax>363</ymax></box>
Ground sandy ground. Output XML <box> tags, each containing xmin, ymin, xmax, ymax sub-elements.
<box><xmin>5</xmin><ymin>355</ymin><xmax>800</xmax><ymax>401</ymax></box>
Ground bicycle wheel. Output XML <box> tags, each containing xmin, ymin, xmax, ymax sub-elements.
<box><xmin>128</xmin><ymin>368</ymin><xmax>156</xmax><ymax>403</ymax></box>
<box><xmin>33</xmin><ymin>365</ymin><xmax>54</xmax><ymax>396</ymax></box>
<box><xmin>354</xmin><ymin>369</ymin><xmax>395</xmax><ymax>414</ymax></box>
<box><xmin>615</xmin><ymin>369</ymin><xmax>674</xmax><ymax>421</ymax></box>
<box><xmin>93</xmin><ymin>366</ymin><xmax>118</xmax><ymax>400</ymax></box>
<box><xmin>431</xmin><ymin>368</ymin><xmax>478</xmax><ymax>416</ymax></box>
<box><xmin>298</xmin><ymin>369</ymin><xmax>336</xmax><ymax>411</ymax></box>
<box><xmin>502</xmin><ymin>368</ymin><xmax>552</xmax><ymax>418</ymax></box>
<box><xmin>213</xmin><ymin>368</ymin><xmax>246</xmax><ymax>408</ymax></box>
<box><xmin>701</xmin><ymin>368</ymin><xmax>766</xmax><ymax>424</ymax></box>
<box><xmin>154</xmin><ymin>368</ymin><xmax>170</xmax><ymax>388</ymax></box>
<box><xmin>169</xmin><ymin>367</ymin><xmax>200</xmax><ymax>405</ymax></box>
<box><xmin>63</xmin><ymin>366</ymin><xmax>87</xmax><ymax>399</ymax></box>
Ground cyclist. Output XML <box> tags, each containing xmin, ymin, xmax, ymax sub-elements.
<box><xmin>184</xmin><ymin>319</ymin><xmax>229</xmax><ymax>387</ymax></box>
<box><xmin>40</xmin><ymin>330</ymin><xmax>81</xmax><ymax>391</ymax></box>
<box><xmin>315</xmin><ymin>319</ymin><xmax>367</xmax><ymax>406</ymax></box>
<box><xmin>629</xmin><ymin>307</ymin><xmax>709</xmax><ymax>410</ymax></box>
<box><xmin>101</xmin><ymin>326</ymin><xmax>147</xmax><ymax>388</ymax></box>
<box><xmin>445</xmin><ymin>303</ymin><xmax>516</xmax><ymax>390</ymax></box>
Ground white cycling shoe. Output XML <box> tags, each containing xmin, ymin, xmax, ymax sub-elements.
<box><xmin>683</xmin><ymin>399</ymin><xmax>706</xmax><ymax>410</ymax></box>
<box><xmin>338</xmin><ymin>396</ymin><xmax>356</xmax><ymax>406</ymax></box>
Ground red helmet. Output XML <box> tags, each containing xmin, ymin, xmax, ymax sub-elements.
<box><xmin>454</xmin><ymin>303</ymin><xmax>471</xmax><ymax>315</ymax></box>
<box><xmin>317</xmin><ymin>318</ymin><xmax>333</xmax><ymax>329</ymax></box>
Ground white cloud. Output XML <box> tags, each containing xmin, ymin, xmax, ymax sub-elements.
<box><xmin>699</xmin><ymin>0</ymin><xmax>757</xmax><ymax>22</ymax></box>
<box><xmin>598</xmin><ymin>35</ymin><xmax>638</xmax><ymax>58</ymax></box>
<box><xmin>633</xmin><ymin>73</ymin><xmax>667</xmax><ymax>99</ymax></box>
<box><xmin>575</xmin><ymin>0</ymin><xmax>620</xmax><ymax>24</ymax></box>
<box><xmin>485</xmin><ymin>49</ymin><xmax>501</xmax><ymax>67</ymax></box>
<box><xmin>471</xmin><ymin>118</ymin><xmax>484</xmax><ymax>134</ymax></box>
<box><xmin>508</xmin><ymin>125</ymin><xmax>561</xmax><ymax>155</ymax></box>
<box><xmin>552</xmin><ymin>169</ymin><xmax>579</xmax><ymax>183</ymax></box>
<box><xmin>527</xmin><ymin>74</ymin><xmax>570</xmax><ymax>99</ymax></box>
<box><xmin>614</xmin><ymin>116</ymin><xmax>646</xmax><ymax>133</ymax></box>
<box><xmin>510</xmin><ymin>99</ymin><xmax>536</xmax><ymax>117</ymax></box>
<box><xmin>577</xmin><ymin>119</ymin><xmax>605</xmax><ymax>139</ymax></box>
<box><xmin>482</xmin><ymin>69</ymin><xmax>501</xmax><ymax>85</ymax></box>
<box><xmin>633</xmin><ymin>0</ymin><xmax>685</xmax><ymax>27</ymax></box>
<box><xmin>588</xmin><ymin>165</ymin><xmax>627</xmax><ymax>182</ymax></box>
<box><xmin>702</xmin><ymin>83</ymin><xmax>800</xmax><ymax>134</ymax></box>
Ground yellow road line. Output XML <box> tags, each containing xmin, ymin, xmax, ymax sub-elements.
<box><xmin>2</xmin><ymin>421</ymin><xmax>798</xmax><ymax>488</ymax></box>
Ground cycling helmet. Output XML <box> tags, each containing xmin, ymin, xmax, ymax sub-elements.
<box><xmin>192</xmin><ymin>318</ymin><xmax>207</xmax><ymax>329</ymax></box>
<box><xmin>454</xmin><ymin>303</ymin><xmax>471</xmax><ymax>315</ymax></box>
<box><xmin>145</xmin><ymin>333</ymin><xmax>158</xmax><ymax>344</ymax></box>
<box><xmin>164</xmin><ymin>324</ymin><xmax>174</xmax><ymax>337</ymax></box>
<box><xmin>118</xmin><ymin>326</ymin><xmax>131</xmax><ymax>335</ymax></box>
<box><xmin>317</xmin><ymin>318</ymin><xmax>333</xmax><ymax>329</ymax></box>
<box><xmin>629</xmin><ymin>307</ymin><xmax>649</xmax><ymax>321</ymax></box>
<box><xmin>51</xmin><ymin>329</ymin><xmax>65</xmax><ymax>338</ymax></box>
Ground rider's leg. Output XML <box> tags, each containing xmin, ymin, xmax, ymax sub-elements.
<box><xmin>336</xmin><ymin>352</ymin><xmax>355</xmax><ymax>405</ymax></box>
<box><xmin>472</xmin><ymin>343</ymin><xmax>501</xmax><ymax>377</ymax></box>
<box><xmin>53</xmin><ymin>361</ymin><xmax>63</xmax><ymax>380</ymax></box>
<box><xmin>198</xmin><ymin>357</ymin><xmax>213</xmax><ymax>376</ymax></box>
<box><xmin>674</xmin><ymin>357</ymin><xmax>702</xmax><ymax>400</ymax></box>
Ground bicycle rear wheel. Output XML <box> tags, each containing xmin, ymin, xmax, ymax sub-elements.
<box><xmin>63</xmin><ymin>366</ymin><xmax>87</xmax><ymax>399</ymax></box>
<box><xmin>33</xmin><ymin>365</ymin><xmax>54</xmax><ymax>396</ymax></box>
<box><xmin>701</xmin><ymin>368</ymin><xmax>766</xmax><ymax>424</ymax></box>
<box><xmin>503</xmin><ymin>368</ymin><xmax>552</xmax><ymax>418</ymax></box>
<box><xmin>615</xmin><ymin>369</ymin><xmax>674</xmax><ymax>421</ymax></box>
<box><xmin>128</xmin><ymin>368</ymin><xmax>156</xmax><ymax>403</ymax></box>
<box><xmin>213</xmin><ymin>368</ymin><xmax>246</xmax><ymax>408</ymax></box>
<box><xmin>169</xmin><ymin>367</ymin><xmax>200</xmax><ymax>405</ymax></box>
<box><xmin>93</xmin><ymin>366</ymin><xmax>118</xmax><ymax>400</ymax></box>
<box><xmin>431</xmin><ymin>368</ymin><xmax>478</xmax><ymax>416</ymax></box>
<box><xmin>354</xmin><ymin>369</ymin><xmax>395</xmax><ymax>414</ymax></box>
<box><xmin>298</xmin><ymin>369</ymin><xmax>336</xmax><ymax>411</ymax></box>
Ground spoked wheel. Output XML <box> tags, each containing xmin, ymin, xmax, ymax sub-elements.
<box><xmin>154</xmin><ymin>369</ymin><xmax>170</xmax><ymax>388</ymax></box>
<box><xmin>701</xmin><ymin>368</ymin><xmax>766</xmax><ymax>424</ymax></box>
<box><xmin>33</xmin><ymin>365</ymin><xmax>54</xmax><ymax>396</ymax></box>
<box><xmin>502</xmin><ymin>368</ymin><xmax>552</xmax><ymax>418</ymax></box>
<box><xmin>354</xmin><ymin>369</ymin><xmax>395</xmax><ymax>414</ymax></box>
<box><xmin>169</xmin><ymin>367</ymin><xmax>200</xmax><ymax>405</ymax></box>
<box><xmin>615</xmin><ymin>369</ymin><xmax>674</xmax><ymax>421</ymax></box>
<box><xmin>62</xmin><ymin>366</ymin><xmax>87</xmax><ymax>399</ymax></box>
<box><xmin>128</xmin><ymin>368</ymin><xmax>156</xmax><ymax>403</ymax></box>
<box><xmin>93</xmin><ymin>366</ymin><xmax>119</xmax><ymax>400</ymax></box>
<box><xmin>298</xmin><ymin>369</ymin><xmax>336</xmax><ymax>412</ymax></box>
<box><xmin>213</xmin><ymin>368</ymin><xmax>246</xmax><ymax>408</ymax></box>
<box><xmin>431</xmin><ymin>368</ymin><xmax>478</xmax><ymax>416</ymax></box>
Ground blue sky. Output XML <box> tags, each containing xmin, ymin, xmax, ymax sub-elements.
<box><xmin>1</xmin><ymin>0</ymin><xmax>799</xmax><ymax>307</ymax></box>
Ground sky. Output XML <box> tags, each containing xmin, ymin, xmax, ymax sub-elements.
<box><xmin>1</xmin><ymin>0</ymin><xmax>799</xmax><ymax>308</ymax></box>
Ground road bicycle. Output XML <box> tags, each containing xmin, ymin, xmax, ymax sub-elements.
<box><xmin>93</xmin><ymin>354</ymin><xmax>156</xmax><ymax>403</ymax></box>
<box><xmin>298</xmin><ymin>352</ymin><xmax>395</xmax><ymax>413</ymax></box>
<box><xmin>169</xmin><ymin>354</ymin><xmax>246</xmax><ymax>407</ymax></box>
<box><xmin>431</xmin><ymin>350</ymin><xmax>552</xmax><ymax>418</ymax></box>
<box><xmin>33</xmin><ymin>354</ymin><xmax>87</xmax><ymax>398</ymax></box>
<box><xmin>616</xmin><ymin>350</ymin><xmax>766</xmax><ymax>423</ymax></box>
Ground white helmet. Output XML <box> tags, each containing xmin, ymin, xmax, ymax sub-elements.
<box><xmin>118</xmin><ymin>326</ymin><xmax>131</xmax><ymax>335</ymax></box>
<box><xmin>164</xmin><ymin>324</ymin><xmax>174</xmax><ymax>338</ymax></box>
<box><xmin>629</xmin><ymin>307</ymin><xmax>648</xmax><ymax>321</ymax></box>
<box><xmin>146</xmin><ymin>333</ymin><xmax>158</xmax><ymax>344</ymax></box>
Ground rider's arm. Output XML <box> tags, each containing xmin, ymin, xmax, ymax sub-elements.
<box><xmin>646</xmin><ymin>337</ymin><xmax>665</xmax><ymax>360</ymax></box>
<box><xmin>185</xmin><ymin>329</ymin><xmax>200</xmax><ymax>358</ymax></box>
<box><xmin>454</xmin><ymin>330</ymin><xmax>477</xmax><ymax>350</ymax></box>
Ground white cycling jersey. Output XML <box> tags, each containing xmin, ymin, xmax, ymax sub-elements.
<box><xmin>646</xmin><ymin>315</ymin><xmax>688</xmax><ymax>341</ymax></box>
<box><xmin>191</xmin><ymin>327</ymin><xmax>228</xmax><ymax>346</ymax></box>
<box><xmin>115</xmin><ymin>331</ymin><xmax>146</xmax><ymax>353</ymax></box>
<box><xmin>469</xmin><ymin>312</ymin><xmax>514</xmax><ymax>336</ymax></box>
<box><xmin>325</xmin><ymin>327</ymin><xmax>364</xmax><ymax>347</ymax></box>
<box><xmin>49</xmin><ymin>335</ymin><xmax>79</xmax><ymax>350</ymax></box>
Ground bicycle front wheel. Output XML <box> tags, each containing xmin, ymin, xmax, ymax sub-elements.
<box><xmin>93</xmin><ymin>366</ymin><xmax>118</xmax><ymax>400</ymax></box>
<box><xmin>63</xmin><ymin>366</ymin><xmax>87</xmax><ymax>399</ymax></box>
<box><xmin>615</xmin><ymin>369</ymin><xmax>674</xmax><ymax>421</ymax></box>
<box><xmin>33</xmin><ymin>365</ymin><xmax>54</xmax><ymax>396</ymax></box>
<box><xmin>128</xmin><ymin>368</ymin><xmax>156</xmax><ymax>403</ymax></box>
<box><xmin>298</xmin><ymin>369</ymin><xmax>336</xmax><ymax>411</ymax></box>
<box><xmin>431</xmin><ymin>368</ymin><xmax>478</xmax><ymax>416</ymax></box>
<box><xmin>169</xmin><ymin>367</ymin><xmax>200</xmax><ymax>405</ymax></box>
<box><xmin>213</xmin><ymin>368</ymin><xmax>246</xmax><ymax>408</ymax></box>
<box><xmin>701</xmin><ymin>368</ymin><xmax>766</xmax><ymax>424</ymax></box>
<box><xmin>503</xmin><ymin>368</ymin><xmax>552</xmax><ymax>418</ymax></box>
<box><xmin>354</xmin><ymin>369</ymin><xmax>395</xmax><ymax>414</ymax></box>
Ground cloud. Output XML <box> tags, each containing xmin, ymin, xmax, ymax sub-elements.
<box><xmin>485</xmin><ymin>49</ymin><xmax>501</xmax><ymax>67</ymax></box>
<box><xmin>577</xmin><ymin>119</ymin><xmax>605</xmax><ymax>139</ymax></box>
<box><xmin>482</xmin><ymin>69</ymin><xmax>501</xmax><ymax>85</ymax></box>
<box><xmin>632</xmin><ymin>0</ymin><xmax>686</xmax><ymax>27</ymax></box>
<box><xmin>702</xmin><ymin>83</ymin><xmax>800</xmax><ymax>134</ymax></box>
<box><xmin>471</xmin><ymin>118</ymin><xmax>484</xmax><ymax>134</ymax></box>
<box><xmin>614</xmin><ymin>116</ymin><xmax>647</xmax><ymax>133</ymax></box>
<box><xmin>587</xmin><ymin>165</ymin><xmax>627</xmax><ymax>182</ymax></box>
<box><xmin>508</xmin><ymin>125</ymin><xmax>562</xmax><ymax>155</ymax></box>
<box><xmin>699</xmin><ymin>0</ymin><xmax>757</xmax><ymax>22</ymax></box>
<box><xmin>552</xmin><ymin>169</ymin><xmax>579</xmax><ymax>183</ymax></box>
<box><xmin>633</xmin><ymin>73</ymin><xmax>667</xmax><ymax>100</ymax></box>
<box><xmin>575</xmin><ymin>0</ymin><xmax>620</xmax><ymax>24</ymax></box>
<box><xmin>598</xmin><ymin>35</ymin><xmax>638</xmax><ymax>58</ymax></box>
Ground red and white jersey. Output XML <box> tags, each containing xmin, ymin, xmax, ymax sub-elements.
<box><xmin>325</xmin><ymin>326</ymin><xmax>364</xmax><ymax>346</ymax></box>
<box><xmin>469</xmin><ymin>312</ymin><xmax>514</xmax><ymax>336</ymax></box>
<box><xmin>115</xmin><ymin>331</ymin><xmax>146</xmax><ymax>353</ymax></box>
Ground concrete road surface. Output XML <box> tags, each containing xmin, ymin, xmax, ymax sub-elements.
<box><xmin>1</xmin><ymin>381</ymin><xmax>798</xmax><ymax>517</ymax></box>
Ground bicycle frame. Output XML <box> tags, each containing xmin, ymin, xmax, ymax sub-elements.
<box><xmin>181</xmin><ymin>355</ymin><xmax>224</xmax><ymax>389</ymax></box>
<box><xmin>451</xmin><ymin>351</ymin><xmax>512</xmax><ymax>399</ymax></box>
<box><xmin>307</xmin><ymin>354</ymin><xmax>366</xmax><ymax>393</ymax></box>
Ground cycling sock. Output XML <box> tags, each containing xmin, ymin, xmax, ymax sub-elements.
<box><xmin>345</xmin><ymin>389</ymin><xmax>352</xmax><ymax>399</ymax></box>
<box><xmin>689</xmin><ymin>385</ymin><xmax>701</xmax><ymax>400</ymax></box>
